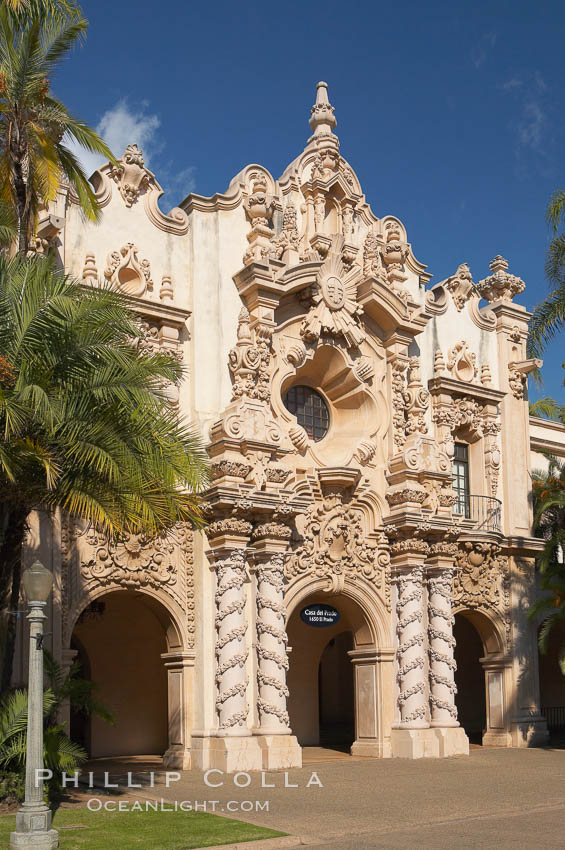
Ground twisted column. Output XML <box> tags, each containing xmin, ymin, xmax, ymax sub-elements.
<box><xmin>214</xmin><ymin>550</ymin><xmax>250</xmax><ymax>735</ymax></box>
<box><xmin>256</xmin><ymin>553</ymin><xmax>290</xmax><ymax>733</ymax></box>
<box><xmin>428</xmin><ymin>566</ymin><xmax>458</xmax><ymax>726</ymax></box>
<box><xmin>394</xmin><ymin>566</ymin><xmax>428</xmax><ymax>726</ymax></box>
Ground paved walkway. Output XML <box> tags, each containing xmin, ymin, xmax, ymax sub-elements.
<box><xmin>85</xmin><ymin>747</ymin><xmax>565</xmax><ymax>849</ymax></box>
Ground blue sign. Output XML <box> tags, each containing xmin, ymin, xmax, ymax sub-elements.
<box><xmin>300</xmin><ymin>604</ymin><xmax>340</xmax><ymax>627</ymax></box>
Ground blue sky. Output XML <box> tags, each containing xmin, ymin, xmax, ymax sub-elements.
<box><xmin>57</xmin><ymin>0</ymin><xmax>565</xmax><ymax>402</ymax></box>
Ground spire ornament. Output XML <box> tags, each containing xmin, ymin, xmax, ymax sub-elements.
<box><xmin>309</xmin><ymin>81</ymin><xmax>337</xmax><ymax>138</ymax></box>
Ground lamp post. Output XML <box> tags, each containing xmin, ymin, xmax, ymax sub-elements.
<box><xmin>10</xmin><ymin>560</ymin><xmax>59</xmax><ymax>850</ymax></box>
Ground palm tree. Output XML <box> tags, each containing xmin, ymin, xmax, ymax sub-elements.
<box><xmin>529</xmin><ymin>396</ymin><xmax>565</xmax><ymax>423</ymax></box>
<box><xmin>0</xmin><ymin>254</ymin><xmax>210</xmax><ymax>690</ymax></box>
<box><xmin>0</xmin><ymin>688</ymin><xmax>86</xmax><ymax>803</ymax></box>
<box><xmin>529</xmin><ymin>456</ymin><xmax>565</xmax><ymax>671</ymax></box>
<box><xmin>528</xmin><ymin>191</ymin><xmax>565</xmax><ymax>358</ymax></box>
<box><xmin>0</xmin><ymin>7</ymin><xmax>114</xmax><ymax>253</ymax></box>
<box><xmin>3</xmin><ymin>1</ymin><xmax>81</xmax><ymax>21</ymax></box>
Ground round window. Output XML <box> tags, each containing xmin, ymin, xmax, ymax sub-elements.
<box><xmin>283</xmin><ymin>385</ymin><xmax>330</xmax><ymax>442</ymax></box>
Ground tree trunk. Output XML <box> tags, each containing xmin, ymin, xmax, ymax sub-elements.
<box><xmin>0</xmin><ymin>506</ymin><xmax>29</xmax><ymax>694</ymax></box>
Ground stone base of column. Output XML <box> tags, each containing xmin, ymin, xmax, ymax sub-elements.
<box><xmin>190</xmin><ymin>735</ymin><xmax>263</xmax><ymax>772</ymax></box>
<box><xmin>351</xmin><ymin>738</ymin><xmax>392</xmax><ymax>758</ymax></box>
<box><xmin>482</xmin><ymin>729</ymin><xmax>513</xmax><ymax>747</ymax></box>
<box><xmin>163</xmin><ymin>745</ymin><xmax>191</xmax><ymax>770</ymax></box>
<box><xmin>432</xmin><ymin>726</ymin><xmax>469</xmax><ymax>757</ymax></box>
<box><xmin>511</xmin><ymin>715</ymin><xmax>549</xmax><ymax>748</ymax></box>
<box><xmin>10</xmin><ymin>830</ymin><xmax>59</xmax><ymax>849</ymax></box>
<box><xmin>255</xmin><ymin>734</ymin><xmax>302</xmax><ymax>769</ymax></box>
<box><xmin>391</xmin><ymin>726</ymin><xmax>468</xmax><ymax>758</ymax></box>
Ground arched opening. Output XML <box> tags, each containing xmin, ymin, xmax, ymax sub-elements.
<box><xmin>70</xmin><ymin>590</ymin><xmax>179</xmax><ymax>759</ymax></box>
<box><xmin>318</xmin><ymin>631</ymin><xmax>355</xmax><ymax>748</ymax></box>
<box><xmin>538</xmin><ymin>620</ymin><xmax>565</xmax><ymax>745</ymax></box>
<box><xmin>453</xmin><ymin>608</ymin><xmax>507</xmax><ymax>747</ymax></box>
<box><xmin>286</xmin><ymin>589</ymin><xmax>382</xmax><ymax>755</ymax></box>
<box><xmin>454</xmin><ymin>613</ymin><xmax>486</xmax><ymax>744</ymax></box>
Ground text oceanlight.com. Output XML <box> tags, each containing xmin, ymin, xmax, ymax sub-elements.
<box><xmin>86</xmin><ymin>799</ymin><xmax>271</xmax><ymax>813</ymax></box>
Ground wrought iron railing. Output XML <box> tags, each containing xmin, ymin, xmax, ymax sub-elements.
<box><xmin>541</xmin><ymin>706</ymin><xmax>565</xmax><ymax>731</ymax></box>
<box><xmin>453</xmin><ymin>494</ymin><xmax>501</xmax><ymax>533</ymax></box>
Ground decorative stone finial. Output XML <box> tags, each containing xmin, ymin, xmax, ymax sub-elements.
<box><xmin>476</xmin><ymin>255</ymin><xmax>525</xmax><ymax>303</ymax></box>
<box><xmin>159</xmin><ymin>274</ymin><xmax>174</xmax><ymax>301</ymax></box>
<box><xmin>309</xmin><ymin>81</ymin><xmax>337</xmax><ymax>137</ymax></box>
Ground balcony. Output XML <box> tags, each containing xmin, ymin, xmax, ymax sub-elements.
<box><xmin>453</xmin><ymin>494</ymin><xmax>501</xmax><ymax>533</ymax></box>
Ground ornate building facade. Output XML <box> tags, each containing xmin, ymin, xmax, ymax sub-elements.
<box><xmin>14</xmin><ymin>82</ymin><xmax>565</xmax><ymax>770</ymax></box>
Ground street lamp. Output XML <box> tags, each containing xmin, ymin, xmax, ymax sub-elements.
<box><xmin>10</xmin><ymin>560</ymin><xmax>59</xmax><ymax>850</ymax></box>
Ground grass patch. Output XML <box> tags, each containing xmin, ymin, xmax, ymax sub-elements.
<box><xmin>0</xmin><ymin>806</ymin><xmax>286</xmax><ymax>849</ymax></box>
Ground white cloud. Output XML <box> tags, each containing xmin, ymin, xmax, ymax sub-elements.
<box><xmin>64</xmin><ymin>99</ymin><xmax>196</xmax><ymax>204</ymax></box>
<box><xmin>518</xmin><ymin>99</ymin><xmax>546</xmax><ymax>152</ymax></box>
<box><xmin>65</xmin><ymin>99</ymin><xmax>161</xmax><ymax>178</ymax></box>
<box><xmin>471</xmin><ymin>32</ymin><xmax>497</xmax><ymax>69</ymax></box>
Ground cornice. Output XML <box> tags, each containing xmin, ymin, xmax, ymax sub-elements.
<box><xmin>428</xmin><ymin>376</ymin><xmax>506</xmax><ymax>404</ymax></box>
<box><xmin>126</xmin><ymin>294</ymin><xmax>191</xmax><ymax>326</ymax></box>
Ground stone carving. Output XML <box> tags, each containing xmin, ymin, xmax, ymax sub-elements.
<box><xmin>445</xmin><ymin>263</ymin><xmax>474</xmax><ymax>311</ymax></box>
<box><xmin>300</xmin><ymin>237</ymin><xmax>365</xmax><ymax>349</ymax></box>
<box><xmin>394</xmin><ymin>567</ymin><xmax>427</xmax><ymax>724</ymax></box>
<box><xmin>159</xmin><ymin>275</ymin><xmax>174</xmax><ymax>301</ymax></box>
<box><xmin>447</xmin><ymin>341</ymin><xmax>477</xmax><ymax>383</ymax></box>
<box><xmin>403</xmin><ymin>357</ymin><xmax>430</xmax><ymax>436</ymax></box>
<box><xmin>362</xmin><ymin>230</ymin><xmax>386</xmax><ymax>280</ymax></box>
<box><xmin>82</xmin><ymin>253</ymin><xmax>98</xmax><ymax>284</ymax></box>
<box><xmin>433</xmin><ymin>349</ymin><xmax>447</xmax><ymax>378</ymax></box>
<box><xmin>480</xmin><ymin>363</ymin><xmax>492</xmax><ymax>387</ymax></box>
<box><xmin>340</xmin><ymin>158</ymin><xmax>355</xmax><ymax>188</ymax></box>
<box><xmin>211</xmin><ymin>460</ymin><xmax>252</xmax><ymax>480</ymax></box>
<box><xmin>110</xmin><ymin>144</ymin><xmax>150</xmax><ymax>207</ymax></box>
<box><xmin>269</xmin><ymin>200</ymin><xmax>300</xmax><ymax>260</ymax></box>
<box><xmin>309</xmin><ymin>81</ymin><xmax>337</xmax><ymax>138</ymax></box>
<box><xmin>354</xmin><ymin>439</ymin><xmax>377</xmax><ymax>465</ymax></box>
<box><xmin>104</xmin><ymin>243</ymin><xmax>153</xmax><ymax>297</ymax></box>
<box><xmin>252</xmin><ymin>523</ymin><xmax>292</xmax><ymax>541</ymax></box>
<box><xmin>476</xmin><ymin>255</ymin><xmax>525</xmax><ymax>303</ymax></box>
<box><xmin>214</xmin><ymin>550</ymin><xmax>249</xmax><ymax>729</ymax></box>
<box><xmin>265</xmin><ymin>465</ymin><xmax>291</xmax><ymax>484</ymax></box>
<box><xmin>453</xmin><ymin>542</ymin><xmax>510</xmax><ymax>634</ymax></box>
<box><xmin>288</xmin><ymin>423</ymin><xmax>309</xmax><ymax>452</ymax></box>
<box><xmin>177</xmin><ymin>524</ymin><xmax>195</xmax><ymax>648</ymax></box>
<box><xmin>207</xmin><ymin>518</ymin><xmax>253</xmax><ymax>539</ymax></box>
<box><xmin>354</xmin><ymin>357</ymin><xmax>374</xmax><ymax>382</ymax></box>
<box><xmin>256</xmin><ymin>554</ymin><xmax>290</xmax><ymax>731</ymax></box>
<box><xmin>508</xmin><ymin>363</ymin><xmax>527</xmax><ymax>399</ymax></box>
<box><xmin>383</xmin><ymin>221</ymin><xmax>408</xmax><ymax>286</ymax></box>
<box><xmin>509</xmin><ymin>325</ymin><xmax>522</xmax><ymax>343</ymax></box>
<box><xmin>391</xmin><ymin>357</ymin><xmax>408</xmax><ymax>449</ymax></box>
<box><xmin>286</xmin><ymin>340</ymin><xmax>307</xmax><ymax>368</ymax></box>
<box><xmin>243</xmin><ymin>172</ymin><xmax>275</xmax><ymax>265</ymax></box>
<box><xmin>228</xmin><ymin>307</ymin><xmax>271</xmax><ymax>403</ymax></box>
<box><xmin>427</xmin><ymin>569</ymin><xmax>458</xmax><ymax>722</ymax></box>
<box><xmin>285</xmin><ymin>494</ymin><xmax>390</xmax><ymax>597</ymax></box>
<box><xmin>80</xmin><ymin>531</ymin><xmax>176</xmax><ymax>591</ymax></box>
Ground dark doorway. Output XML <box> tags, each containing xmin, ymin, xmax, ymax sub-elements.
<box><xmin>539</xmin><ymin>620</ymin><xmax>565</xmax><ymax>746</ymax></box>
<box><xmin>318</xmin><ymin>631</ymin><xmax>355</xmax><ymax>748</ymax></box>
<box><xmin>454</xmin><ymin>613</ymin><xmax>486</xmax><ymax>744</ymax></box>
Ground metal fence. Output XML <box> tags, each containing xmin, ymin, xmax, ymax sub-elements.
<box><xmin>541</xmin><ymin>706</ymin><xmax>565</xmax><ymax>731</ymax></box>
<box><xmin>453</xmin><ymin>494</ymin><xmax>501</xmax><ymax>533</ymax></box>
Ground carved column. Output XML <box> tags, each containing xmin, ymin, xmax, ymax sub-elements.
<box><xmin>427</xmin><ymin>550</ymin><xmax>458</xmax><ymax>728</ymax></box>
<box><xmin>255</xmin><ymin>553</ymin><xmax>290</xmax><ymax>734</ymax></box>
<box><xmin>393</xmin><ymin>560</ymin><xmax>428</xmax><ymax>728</ymax></box>
<box><xmin>214</xmin><ymin>549</ymin><xmax>250</xmax><ymax>736</ymax></box>
<box><xmin>252</xmin><ymin>532</ymin><xmax>301</xmax><ymax>768</ymax></box>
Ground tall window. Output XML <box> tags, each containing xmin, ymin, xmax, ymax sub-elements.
<box><xmin>453</xmin><ymin>442</ymin><xmax>470</xmax><ymax>518</ymax></box>
<box><xmin>283</xmin><ymin>385</ymin><xmax>330</xmax><ymax>442</ymax></box>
